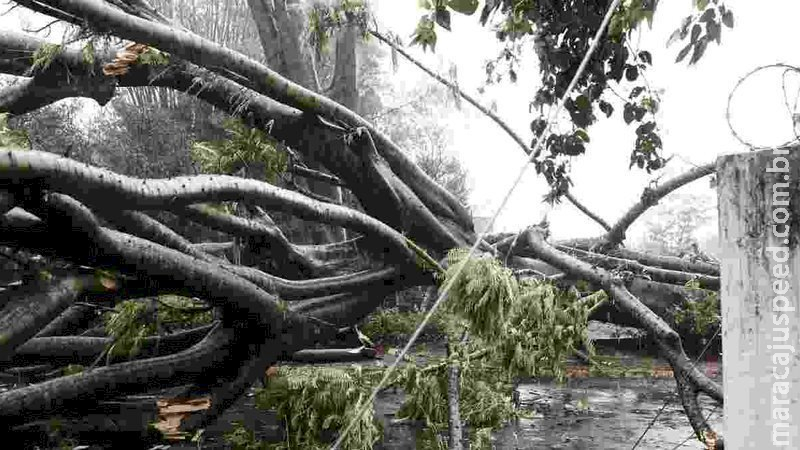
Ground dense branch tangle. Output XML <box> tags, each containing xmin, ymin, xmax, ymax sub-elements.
<box><xmin>0</xmin><ymin>0</ymin><xmax>724</xmax><ymax>447</ymax></box>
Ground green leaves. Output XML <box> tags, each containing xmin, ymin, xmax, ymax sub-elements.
<box><xmin>81</xmin><ymin>41</ymin><xmax>95</xmax><ymax>66</ymax></box>
<box><xmin>104</xmin><ymin>300</ymin><xmax>155</xmax><ymax>358</ymax></box>
<box><xmin>412</xmin><ymin>0</ymin><xmax>488</xmax><ymax>51</ymax></box>
<box><xmin>137</xmin><ymin>47</ymin><xmax>169</xmax><ymax>66</ymax></box>
<box><xmin>675</xmin><ymin>280</ymin><xmax>720</xmax><ymax>335</ymax></box>
<box><xmin>574</xmin><ymin>129</ymin><xmax>590</xmax><ymax>143</ymax></box>
<box><xmin>157</xmin><ymin>295</ymin><xmax>213</xmax><ymax>325</ymax></box>
<box><xmin>190</xmin><ymin>118</ymin><xmax>287</xmax><ymax>181</ymax></box>
<box><xmin>440</xmin><ymin>250</ymin><xmax>600</xmax><ymax>380</ymax></box>
<box><xmin>223</xmin><ymin>421</ymin><xmax>268</xmax><ymax>450</ymax></box>
<box><xmin>360</xmin><ymin>309</ymin><xmax>445</xmax><ymax>341</ymax></box>
<box><xmin>670</xmin><ymin>4</ymin><xmax>733</xmax><ymax>65</ymax></box>
<box><xmin>491</xmin><ymin>281</ymin><xmax>602</xmax><ymax>379</ymax></box>
<box><xmin>0</xmin><ymin>113</ymin><xmax>30</xmax><ymax>150</ymax></box>
<box><xmin>441</xmin><ymin>248</ymin><xmax>517</xmax><ymax>339</ymax></box>
<box><xmin>63</xmin><ymin>364</ymin><xmax>85</xmax><ymax>376</ymax></box>
<box><xmin>608</xmin><ymin>0</ymin><xmax>656</xmax><ymax>41</ymax></box>
<box><xmin>448</xmin><ymin>0</ymin><xmax>478</xmax><ymax>15</ymax></box>
<box><xmin>721</xmin><ymin>10</ymin><xmax>734</xmax><ymax>28</ymax></box>
<box><xmin>675</xmin><ymin>42</ymin><xmax>692</xmax><ymax>63</ymax></box>
<box><xmin>255</xmin><ymin>365</ymin><xmax>384</xmax><ymax>449</ymax></box>
<box><xmin>575</xmin><ymin>94</ymin><xmax>591</xmax><ymax>111</ymax></box>
<box><xmin>30</xmin><ymin>43</ymin><xmax>61</xmax><ymax>72</ymax></box>
<box><xmin>434</xmin><ymin>7</ymin><xmax>451</xmax><ymax>30</ymax></box>
<box><xmin>411</xmin><ymin>16</ymin><xmax>438</xmax><ymax>51</ymax></box>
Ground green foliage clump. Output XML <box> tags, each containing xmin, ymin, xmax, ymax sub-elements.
<box><xmin>255</xmin><ymin>365</ymin><xmax>384</xmax><ymax>450</ymax></box>
<box><xmin>191</xmin><ymin>118</ymin><xmax>286</xmax><ymax>182</ymax></box>
<box><xmin>157</xmin><ymin>295</ymin><xmax>213</xmax><ymax>325</ymax></box>
<box><xmin>441</xmin><ymin>248</ymin><xmax>516</xmax><ymax>338</ymax></box>
<box><xmin>30</xmin><ymin>43</ymin><xmax>61</xmax><ymax>71</ymax></box>
<box><xmin>81</xmin><ymin>41</ymin><xmax>95</xmax><ymax>66</ymax></box>
<box><xmin>253</xmin><ymin>249</ymin><xmax>603</xmax><ymax>449</ymax></box>
<box><xmin>395</xmin><ymin>361</ymin><xmax>524</xmax><ymax>449</ymax></box>
<box><xmin>413</xmin><ymin>0</ymin><xmax>481</xmax><ymax>51</ymax></box>
<box><xmin>608</xmin><ymin>0</ymin><xmax>655</xmax><ymax>42</ymax></box>
<box><xmin>62</xmin><ymin>364</ymin><xmax>85</xmax><ymax>376</ymax></box>
<box><xmin>442</xmin><ymin>248</ymin><xmax>605</xmax><ymax>379</ymax></box>
<box><xmin>411</xmin><ymin>16</ymin><xmax>438</xmax><ymax>52</ymax></box>
<box><xmin>104</xmin><ymin>300</ymin><xmax>156</xmax><ymax>358</ymax></box>
<box><xmin>359</xmin><ymin>308</ymin><xmax>445</xmax><ymax>341</ymax></box>
<box><xmin>137</xmin><ymin>47</ymin><xmax>170</xmax><ymax>66</ymax></box>
<box><xmin>0</xmin><ymin>113</ymin><xmax>31</xmax><ymax>149</ymax></box>
<box><xmin>197</xmin><ymin>202</ymin><xmax>236</xmax><ymax>216</ymax></box>
<box><xmin>495</xmin><ymin>282</ymin><xmax>604</xmax><ymax>378</ymax></box>
<box><xmin>674</xmin><ymin>279</ymin><xmax>720</xmax><ymax>335</ymax></box>
<box><xmin>224</xmin><ymin>421</ymin><xmax>269</xmax><ymax>450</ymax></box>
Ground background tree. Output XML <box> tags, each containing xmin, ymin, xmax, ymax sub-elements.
<box><xmin>635</xmin><ymin>192</ymin><xmax>716</xmax><ymax>258</ymax></box>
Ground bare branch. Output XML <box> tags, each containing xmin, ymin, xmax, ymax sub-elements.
<box><xmin>553</xmin><ymin>245</ymin><xmax>719</xmax><ymax>290</ymax></box>
<box><xmin>564</xmin><ymin>191</ymin><xmax>611</xmax><ymax>231</ymax></box>
<box><xmin>604</xmin><ymin>163</ymin><xmax>716</xmax><ymax>247</ymax></box>
<box><xmin>568</xmin><ymin>242</ymin><xmax>719</xmax><ymax>276</ymax></box>
<box><xmin>0</xmin><ymin>275</ymin><xmax>100</xmax><ymax>362</ymax></box>
<box><xmin>289</xmin><ymin>164</ymin><xmax>346</xmax><ymax>186</ymax></box>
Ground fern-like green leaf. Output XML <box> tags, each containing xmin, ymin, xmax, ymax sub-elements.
<box><xmin>31</xmin><ymin>43</ymin><xmax>61</xmax><ymax>71</ymax></box>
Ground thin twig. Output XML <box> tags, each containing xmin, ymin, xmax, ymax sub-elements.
<box><xmin>368</xmin><ymin>28</ymin><xmax>607</xmax><ymax>228</ymax></box>
<box><xmin>564</xmin><ymin>191</ymin><xmax>611</xmax><ymax>231</ymax></box>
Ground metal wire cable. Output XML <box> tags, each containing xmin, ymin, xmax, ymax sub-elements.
<box><xmin>329</xmin><ymin>1</ymin><xmax>625</xmax><ymax>447</ymax></box>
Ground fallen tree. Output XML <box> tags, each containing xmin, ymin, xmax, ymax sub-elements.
<box><xmin>0</xmin><ymin>0</ymin><xmax>727</xmax><ymax>447</ymax></box>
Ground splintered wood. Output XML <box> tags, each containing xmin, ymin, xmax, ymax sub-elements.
<box><xmin>153</xmin><ymin>396</ymin><xmax>211</xmax><ymax>441</ymax></box>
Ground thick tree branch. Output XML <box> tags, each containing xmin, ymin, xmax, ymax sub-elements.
<box><xmin>0</xmin><ymin>274</ymin><xmax>119</xmax><ymax>363</ymax></box>
<box><xmin>553</xmin><ymin>245</ymin><xmax>719</xmax><ymax>290</ymax></box>
<box><xmin>175</xmin><ymin>205</ymin><xmax>318</xmax><ymax>277</ymax></box>
<box><xmin>567</xmin><ymin>241</ymin><xmax>719</xmax><ymax>276</ymax></box>
<box><xmin>520</xmin><ymin>227</ymin><xmax>722</xmax><ymax>403</ymax></box>
<box><xmin>35</xmin><ymin>303</ymin><xmax>97</xmax><ymax>337</ymax></box>
<box><xmin>29</xmin><ymin>193</ymin><xmax>338</xmax><ymax>349</ymax></box>
<box><xmin>11</xmin><ymin>323</ymin><xmax>216</xmax><ymax>367</ymax></box>
<box><xmin>604</xmin><ymin>163</ymin><xmax>716</xmax><ymax>247</ymax></box>
<box><xmin>0</xmin><ymin>323</ymin><xmax>235</xmax><ymax>429</ymax></box>
<box><xmin>0</xmin><ymin>149</ymin><xmax>416</xmax><ymax>263</ymax></box>
<box><xmin>0</xmin><ymin>31</ymin><xmax>469</xmax><ymax>253</ymax></box>
<box><xmin>25</xmin><ymin>0</ymin><xmax>472</xmax><ymax>231</ymax></box>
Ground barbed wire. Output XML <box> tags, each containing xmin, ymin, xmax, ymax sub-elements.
<box><xmin>726</xmin><ymin>63</ymin><xmax>800</xmax><ymax>150</ymax></box>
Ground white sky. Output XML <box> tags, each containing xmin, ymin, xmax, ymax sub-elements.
<box><xmin>3</xmin><ymin>1</ymin><xmax>800</xmax><ymax>245</ymax></box>
<box><xmin>372</xmin><ymin>0</ymin><xmax>800</xmax><ymax>243</ymax></box>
